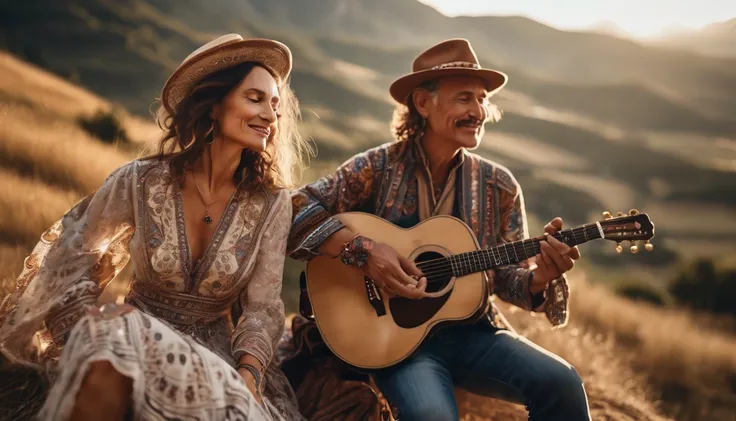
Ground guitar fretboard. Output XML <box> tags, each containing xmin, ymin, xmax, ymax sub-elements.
<box><xmin>442</xmin><ymin>223</ymin><xmax>602</xmax><ymax>277</ymax></box>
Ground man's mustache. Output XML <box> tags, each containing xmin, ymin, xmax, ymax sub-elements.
<box><xmin>455</xmin><ymin>118</ymin><xmax>483</xmax><ymax>127</ymax></box>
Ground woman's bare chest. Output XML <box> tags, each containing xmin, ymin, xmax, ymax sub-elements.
<box><xmin>178</xmin><ymin>183</ymin><xmax>237</xmax><ymax>265</ymax></box>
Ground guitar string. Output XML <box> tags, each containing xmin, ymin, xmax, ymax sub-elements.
<box><xmin>389</xmin><ymin>223</ymin><xmax>621</xmax><ymax>284</ymax></box>
<box><xmin>413</xmin><ymin>242</ymin><xmax>537</xmax><ymax>272</ymax></box>
<box><xmin>417</xmin><ymin>228</ymin><xmax>604</xmax><ymax>282</ymax></box>
<box><xmin>410</xmin><ymin>225</ymin><xmax>597</xmax><ymax>277</ymax></box>
<box><xmin>413</xmin><ymin>225</ymin><xmax>590</xmax><ymax>271</ymax></box>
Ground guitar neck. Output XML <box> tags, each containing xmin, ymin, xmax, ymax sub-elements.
<box><xmin>450</xmin><ymin>223</ymin><xmax>603</xmax><ymax>277</ymax></box>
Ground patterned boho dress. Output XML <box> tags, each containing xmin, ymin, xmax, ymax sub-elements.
<box><xmin>0</xmin><ymin>159</ymin><xmax>305</xmax><ymax>421</ymax></box>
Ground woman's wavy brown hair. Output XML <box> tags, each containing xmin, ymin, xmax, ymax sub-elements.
<box><xmin>390</xmin><ymin>78</ymin><xmax>503</xmax><ymax>143</ymax></box>
<box><xmin>150</xmin><ymin>62</ymin><xmax>310</xmax><ymax>191</ymax></box>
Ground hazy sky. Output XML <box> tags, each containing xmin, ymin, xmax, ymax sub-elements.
<box><xmin>417</xmin><ymin>0</ymin><xmax>734</xmax><ymax>37</ymax></box>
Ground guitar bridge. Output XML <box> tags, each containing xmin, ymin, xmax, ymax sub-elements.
<box><xmin>364</xmin><ymin>276</ymin><xmax>386</xmax><ymax>317</ymax></box>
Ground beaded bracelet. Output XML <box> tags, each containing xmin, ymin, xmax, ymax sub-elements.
<box><xmin>340</xmin><ymin>234</ymin><xmax>374</xmax><ymax>268</ymax></box>
<box><xmin>236</xmin><ymin>363</ymin><xmax>262</xmax><ymax>391</ymax></box>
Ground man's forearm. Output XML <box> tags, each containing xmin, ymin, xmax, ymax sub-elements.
<box><xmin>318</xmin><ymin>227</ymin><xmax>355</xmax><ymax>258</ymax></box>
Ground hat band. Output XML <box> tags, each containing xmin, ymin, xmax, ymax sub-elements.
<box><xmin>430</xmin><ymin>61</ymin><xmax>480</xmax><ymax>70</ymax></box>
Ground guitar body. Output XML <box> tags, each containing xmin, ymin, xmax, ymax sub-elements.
<box><xmin>306</xmin><ymin>212</ymin><xmax>489</xmax><ymax>371</ymax></box>
<box><xmin>306</xmin><ymin>209</ymin><xmax>658</xmax><ymax>371</ymax></box>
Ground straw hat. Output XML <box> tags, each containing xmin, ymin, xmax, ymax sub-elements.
<box><xmin>161</xmin><ymin>34</ymin><xmax>292</xmax><ymax>114</ymax></box>
<box><xmin>389</xmin><ymin>39</ymin><xmax>507</xmax><ymax>104</ymax></box>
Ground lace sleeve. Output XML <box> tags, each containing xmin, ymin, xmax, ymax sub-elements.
<box><xmin>231</xmin><ymin>189</ymin><xmax>290</xmax><ymax>369</ymax></box>
<box><xmin>0</xmin><ymin>161</ymin><xmax>137</xmax><ymax>366</ymax></box>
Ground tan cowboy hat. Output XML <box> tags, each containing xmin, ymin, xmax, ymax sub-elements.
<box><xmin>389</xmin><ymin>38</ymin><xmax>508</xmax><ymax>104</ymax></box>
<box><xmin>161</xmin><ymin>34</ymin><xmax>292</xmax><ymax>114</ymax></box>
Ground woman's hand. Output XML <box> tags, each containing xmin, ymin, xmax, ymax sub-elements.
<box><xmin>238</xmin><ymin>368</ymin><xmax>264</xmax><ymax>406</ymax></box>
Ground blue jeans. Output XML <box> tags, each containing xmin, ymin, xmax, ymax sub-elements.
<box><xmin>374</xmin><ymin>324</ymin><xmax>591</xmax><ymax>421</ymax></box>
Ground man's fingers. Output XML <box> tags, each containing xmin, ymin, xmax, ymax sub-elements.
<box><xmin>519</xmin><ymin>257</ymin><xmax>538</xmax><ymax>269</ymax></box>
<box><xmin>380</xmin><ymin>276</ymin><xmax>399</xmax><ymax>295</ymax></box>
<box><xmin>545</xmin><ymin>233</ymin><xmax>580</xmax><ymax>260</ymax></box>
<box><xmin>530</xmin><ymin>254</ymin><xmax>544</xmax><ymax>272</ymax></box>
<box><xmin>539</xmin><ymin>242</ymin><xmax>555</xmax><ymax>268</ymax></box>
<box><xmin>384</xmin><ymin>275</ymin><xmax>417</xmax><ymax>298</ymax></box>
<box><xmin>546</xmin><ymin>233</ymin><xmax>571</xmax><ymax>254</ymax></box>
<box><xmin>410</xmin><ymin>277</ymin><xmax>428</xmax><ymax>299</ymax></box>
<box><xmin>541</xmin><ymin>240</ymin><xmax>573</xmax><ymax>272</ymax></box>
<box><xmin>416</xmin><ymin>276</ymin><xmax>427</xmax><ymax>292</ymax></box>
<box><xmin>544</xmin><ymin>217</ymin><xmax>564</xmax><ymax>234</ymax></box>
<box><xmin>392</xmin><ymin>262</ymin><xmax>419</xmax><ymax>286</ymax></box>
<box><xmin>399</xmin><ymin>255</ymin><xmax>423</xmax><ymax>277</ymax></box>
<box><xmin>385</xmin><ymin>274</ymin><xmax>428</xmax><ymax>299</ymax></box>
<box><xmin>567</xmin><ymin>246</ymin><xmax>581</xmax><ymax>260</ymax></box>
<box><xmin>398</xmin><ymin>256</ymin><xmax>422</xmax><ymax>282</ymax></box>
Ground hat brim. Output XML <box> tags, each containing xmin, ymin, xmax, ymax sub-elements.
<box><xmin>389</xmin><ymin>68</ymin><xmax>508</xmax><ymax>105</ymax></box>
<box><xmin>162</xmin><ymin>38</ymin><xmax>292</xmax><ymax>114</ymax></box>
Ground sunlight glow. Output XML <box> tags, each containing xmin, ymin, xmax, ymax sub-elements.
<box><xmin>417</xmin><ymin>0</ymin><xmax>735</xmax><ymax>38</ymax></box>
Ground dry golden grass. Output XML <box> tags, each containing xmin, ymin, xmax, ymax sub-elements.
<box><xmin>453</xmin><ymin>270</ymin><xmax>736</xmax><ymax>420</ymax></box>
<box><xmin>0</xmin><ymin>52</ymin><xmax>145</xmax><ymax>283</ymax></box>
<box><xmin>0</xmin><ymin>169</ymin><xmax>79</xmax><ymax>247</ymax></box>
<box><xmin>1</xmin><ymin>51</ymin><xmax>735</xmax><ymax>421</ymax></box>
<box><xmin>0</xmin><ymin>245</ymin><xmax>26</xmax><ymax>298</ymax></box>
<box><xmin>0</xmin><ymin>103</ymin><xmax>132</xmax><ymax>193</ymax></box>
<box><xmin>565</xmin><ymin>275</ymin><xmax>736</xmax><ymax>420</ymax></box>
<box><xmin>0</xmin><ymin>51</ymin><xmax>160</xmax><ymax>145</ymax></box>
<box><xmin>0</xmin><ymin>52</ymin><xmax>109</xmax><ymax>118</ymax></box>
<box><xmin>482</xmin><ymin>271</ymin><xmax>736</xmax><ymax>421</ymax></box>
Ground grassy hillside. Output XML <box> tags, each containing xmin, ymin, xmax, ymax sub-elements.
<box><xmin>1</xmin><ymin>50</ymin><xmax>736</xmax><ymax>421</ymax></box>
<box><xmin>2</xmin><ymin>0</ymin><xmax>735</xmax><ymax>277</ymax></box>
<box><xmin>1</xmin><ymin>1</ymin><xmax>736</xmax><ymax>419</ymax></box>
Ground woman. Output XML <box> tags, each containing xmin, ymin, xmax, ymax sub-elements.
<box><xmin>0</xmin><ymin>34</ymin><xmax>309</xmax><ymax>421</ymax></box>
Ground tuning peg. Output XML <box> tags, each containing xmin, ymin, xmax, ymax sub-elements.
<box><xmin>617</xmin><ymin>211</ymin><xmax>625</xmax><ymax>217</ymax></box>
<box><xmin>615</xmin><ymin>242</ymin><xmax>623</xmax><ymax>254</ymax></box>
<box><xmin>630</xmin><ymin>241</ymin><xmax>639</xmax><ymax>254</ymax></box>
<box><xmin>602</xmin><ymin>211</ymin><xmax>613</xmax><ymax>219</ymax></box>
<box><xmin>629</xmin><ymin>209</ymin><xmax>639</xmax><ymax>215</ymax></box>
<box><xmin>645</xmin><ymin>241</ymin><xmax>654</xmax><ymax>252</ymax></box>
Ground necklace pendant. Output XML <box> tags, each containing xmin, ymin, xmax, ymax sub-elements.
<box><xmin>204</xmin><ymin>215</ymin><xmax>213</xmax><ymax>224</ymax></box>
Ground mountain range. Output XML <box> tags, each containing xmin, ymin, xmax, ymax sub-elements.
<box><xmin>651</xmin><ymin>18</ymin><xmax>736</xmax><ymax>58</ymax></box>
<box><xmin>1</xmin><ymin>0</ymin><xmax>736</xmax><ymax>268</ymax></box>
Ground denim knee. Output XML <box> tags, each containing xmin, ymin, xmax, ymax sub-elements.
<box><xmin>538</xmin><ymin>364</ymin><xmax>589</xmax><ymax>417</ymax></box>
<box><xmin>558</xmin><ymin>366</ymin><xmax>585</xmax><ymax>395</ymax></box>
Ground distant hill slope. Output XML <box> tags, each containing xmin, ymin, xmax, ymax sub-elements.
<box><xmin>1</xmin><ymin>36</ymin><xmax>736</xmax><ymax>421</ymax></box>
<box><xmin>209</xmin><ymin>0</ymin><xmax>736</xmax><ymax>121</ymax></box>
<box><xmin>2</xmin><ymin>0</ymin><xmax>736</xmax><ymax>269</ymax></box>
<box><xmin>652</xmin><ymin>18</ymin><xmax>736</xmax><ymax>59</ymax></box>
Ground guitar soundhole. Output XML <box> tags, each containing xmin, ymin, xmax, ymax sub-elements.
<box><xmin>389</xmin><ymin>251</ymin><xmax>453</xmax><ymax>329</ymax></box>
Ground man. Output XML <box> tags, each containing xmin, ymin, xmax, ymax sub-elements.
<box><xmin>286</xmin><ymin>39</ymin><xmax>591</xmax><ymax>421</ymax></box>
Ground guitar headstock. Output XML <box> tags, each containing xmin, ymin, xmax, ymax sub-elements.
<box><xmin>599</xmin><ymin>209</ymin><xmax>655</xmax><ymax>254</ymax></box>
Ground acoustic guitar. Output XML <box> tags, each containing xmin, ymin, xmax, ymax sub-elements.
<box><xmin>305</xmin><ymin>209</ymin><xmax>655</xmax><ymax>371</ymax></box>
